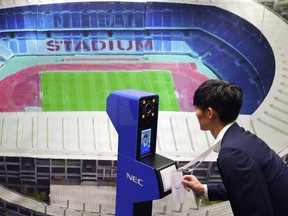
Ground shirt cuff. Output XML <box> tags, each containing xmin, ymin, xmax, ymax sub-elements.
<box><xmin>203</xmin><ymin>184</ymin><xmax>209</xmax><ymax>199</ymax></box>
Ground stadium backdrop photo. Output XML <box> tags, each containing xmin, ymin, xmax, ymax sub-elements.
<box><xmin>0</xmin><ymin>0</ymin><xmax>287</xmax><ymax>215</ymax></box>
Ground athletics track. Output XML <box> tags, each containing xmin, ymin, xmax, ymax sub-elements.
<box><xmin>0</xmin><ymin>59</ymin><xmax>209</xmax><ymax>112</ymax></box>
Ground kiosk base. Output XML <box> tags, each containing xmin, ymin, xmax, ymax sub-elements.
<box><xmin>134</xmin><ymin>201</ymin><xmax>152</xmax><ymax>216</ymax></box>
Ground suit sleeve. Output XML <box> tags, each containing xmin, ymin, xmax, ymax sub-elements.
<box><xmin>207</xmin><ymin>183</ymin><xmax>229</xmax><ymax>201</ymax></box>
<box><xmin>217</xmin><ymin>148</ymin><xmax>274</xmax><ymax>216</ymax></box>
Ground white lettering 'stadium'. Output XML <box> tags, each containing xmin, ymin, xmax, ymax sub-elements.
<box><xmin>126</xmin><ymin>172</ymin><xmax>144</xmax><ymax>187</ymax></box>
<box><xmin>46</xmin><ymin>39</ymin><xmax>153</xmax><ymax>52</ymax></box>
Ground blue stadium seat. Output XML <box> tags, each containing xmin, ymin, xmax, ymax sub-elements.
<box><xmin>0</xmin><ymin>40</ymin><xmax>14</xmax><ymax>60</ymax></box>
<box><xmin>9</xmin><ymin>40</ymin><xmax>19</xmax><ymax>54</ymax></box>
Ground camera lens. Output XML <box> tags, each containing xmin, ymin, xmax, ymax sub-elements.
<box><xmin>144</xmin><ymin>102</ymin><xmax>153</xmax><ymax>114</ymax></box>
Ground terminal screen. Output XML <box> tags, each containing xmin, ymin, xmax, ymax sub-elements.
<box><xmin>140</xmin><ymin>128</ymin><xmax>151</xmax><ymax>156</ymax></box>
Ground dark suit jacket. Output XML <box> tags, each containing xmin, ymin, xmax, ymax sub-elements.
<box><xmin>207</xmin><ymin>123</ymin><xmax>288</xmax><ymax>216</ymax></box>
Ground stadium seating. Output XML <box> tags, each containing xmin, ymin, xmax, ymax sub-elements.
<box><xmin>0</xmin><ymin>2</ymin><xmax>275</xmax><ymax>114</ymax></box>
<box><xmin>0</xmin><ymin>40</ymin><xmax>13</xmax><ymax>61</ymax></box>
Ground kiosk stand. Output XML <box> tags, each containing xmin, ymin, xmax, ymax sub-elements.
<box><xmin>106</xmin><ymin>90</ymin><xmax>177</xmax><ymax>216</ymax></box>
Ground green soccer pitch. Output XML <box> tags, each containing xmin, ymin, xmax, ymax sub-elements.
<box><xmin>40</xmin><ymin>71</ymin><xmax>180</xmax><ymax>111</ymax></box>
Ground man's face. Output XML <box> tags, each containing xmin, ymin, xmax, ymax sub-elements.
<box><xmin>195</xmin><ymin>106</ymin><xmax>211</xmax><ymax>131</ymax></box>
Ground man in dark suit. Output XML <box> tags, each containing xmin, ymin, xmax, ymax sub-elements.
<box><xmin>182</xmin><ymin>79</ymin><xmax>288</xmax><ymax>216</ymax></box>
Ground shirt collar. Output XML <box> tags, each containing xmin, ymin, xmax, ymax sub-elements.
<box><xmin>213</xmin><ymin>122</ymin><xmax>234</xmax><ymax>152</ymax></box>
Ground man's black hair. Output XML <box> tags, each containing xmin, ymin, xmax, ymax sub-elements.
<box><xmin>193</xmin><ymin>79</ymin><xmax>243</xmax><ymax>123</ymax></box>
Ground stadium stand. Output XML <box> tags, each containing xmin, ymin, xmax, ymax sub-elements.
<box><xmin>0</xmin><ymin>40</ymin><xmax>14</xmax><ymax>61</ymax></box>
<box><xmin>0</xmin><ymin>2</ymin><xmax>275</xmax><ymax>113</ymax></box>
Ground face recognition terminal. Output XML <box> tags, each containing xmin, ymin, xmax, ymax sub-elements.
<box><xmin>106</xmin><ymin>90</ymin><xmax>177</xmax><ymax>216</ymax></box>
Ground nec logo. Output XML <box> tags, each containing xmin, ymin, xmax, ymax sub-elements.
<box><xmin>126</xmin><ymin>172</ymin><xmax>144</xmax><ymax>187</ymax></box>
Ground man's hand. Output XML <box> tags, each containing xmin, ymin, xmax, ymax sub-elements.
<box><xmin>182</xmin><ymin>175</ymin><xmax>205</xmax><ymax>196</ymax></box>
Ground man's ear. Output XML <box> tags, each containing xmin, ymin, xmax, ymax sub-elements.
<box><xmin>207</xmin><ymin>107</ymin><xmax>216</xmax><ymax>119</ymax></box>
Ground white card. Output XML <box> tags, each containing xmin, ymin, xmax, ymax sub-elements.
<box><xmin>170</xmin><ymin>171</ymin><xmax>186</xmax><ymax>204</ymax></box>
